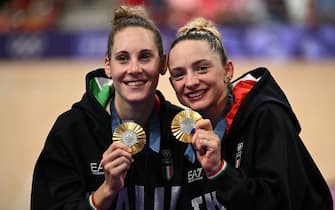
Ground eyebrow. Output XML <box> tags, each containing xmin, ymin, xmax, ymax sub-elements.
<box><xmin>170</xmin><ymin>59</ymin><xmax>210</xmax><ymax>72</ymax></box>
<box><xmin>114</xmin><ymin>48</ymin><xmax>154</xmax><ymax>55</ymax></box>
<box><xmin>169</xmin><ymin>66</ymin><xmax>184</xmax><ymax>73</ymax></box>
<box><xmin>192</xmin><ymin>59</ymin><xmax>210</xmax><ymax>67</ymax></box>
<box><xmin>114</xmin><ymin>50</ymin><xmax>128</xmax><ymax>56</ymax></box>
<box><xmin>140</xmin><ymin>49</ymin><xmax>154</xmax><ymax>53</ymax></box>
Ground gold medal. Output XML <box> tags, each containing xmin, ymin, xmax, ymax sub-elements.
<box><xmin>113</xmin><ymin>122</ymin><xmax>146</xmax><ymax>155</ymax></box>
<box><xmin>171</xmin><ymin>109</ymin><xmax>202</xmax><ymax>143</ymax></box>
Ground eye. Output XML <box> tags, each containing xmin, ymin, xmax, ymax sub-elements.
<box><xmin>198</xmin><ymin>65</ymin><xmax>209</xmax><ymax>71</ymax></box>
<box><xmin>194</xmin><ymin>61</ymin><xmax>211</xmax><ymax>74</ymax></box>
<box><xmin>170</xmin><ymin>70</ymin><xmax>185</xmax><ymax>81</ymax></box>
<box><xmin>139</xmin><ymin>51</ymin><xmax>153</xmax><ymax>62</ymax></box>
<box><xmin>192</xmin><ymin>60</ymin><xmax>212</xmax><ymax>74</ymax></box>
<box><xmin>115</xmin><ymin>53</ymin><xmax>129</xmax><ymax>64</ymax></box>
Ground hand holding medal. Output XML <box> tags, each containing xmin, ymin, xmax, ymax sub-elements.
<box><xmin>172</xmin><ymin>110</ymin><xmax>222</xmax><ymax>174</ymax></box>
<box><xmin>112</xmin><ymin>122</ymin><xmax>146</xmax><ymax>155</ymax></box>
<box><xmin>171</xmin><ymin>109</ymin><xmax>203</xmax><ymax>143</ymax></box>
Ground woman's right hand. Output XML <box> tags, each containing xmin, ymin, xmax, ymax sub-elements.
<box><xmin>94</xmin><ymin>142</ymin><xmax>133</xmax><ymax>208</ymax></box>
<box><xmin>191</xmin><ymin>119</ymin><xmax>222</xmax><ymax>175</ymax></box>
<box><xmin>101</xmin><ymin>142</ymin><xmax>133</xmax><ymax>193</ymax></box>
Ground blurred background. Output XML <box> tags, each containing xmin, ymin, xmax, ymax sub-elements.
<box><xmin>1</xmin><ymin>0</ymin><xmax>335</xmax><ymax>59</ymax></box>
<box><xmin>0</xmin><ymin>0</ymin><xmax>334</xmax><ymax>209</ymax></box>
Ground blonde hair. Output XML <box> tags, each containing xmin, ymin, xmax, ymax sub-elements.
<box><xmin>170</xmin><ymin>17</ymin><xmax>227</xmax><ymax>65</ymax></box>
<box><xmin>107</xmin><ymin>5</ymin><xmax>163</xmax><ymax>59</ymax></box>
<box><xmin>177</xmin><ymin>17</ymin><xmax>222</xmax><ymax>42</ymax></box>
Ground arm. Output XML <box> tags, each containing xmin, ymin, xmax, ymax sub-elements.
<box><xmin>205</xmin><ymin>106</ymin><xmax>332</xmax><ymax>210</ymax></box>
<box><xmin>31</xmin><ymin>129</ymin><xmax>94</xmax><ymax>210</ymax></box>
<box><xmin>31</xmin><ymin>115</ymin><xmax>133</xmax><ymax>210</ymax></box>
<box><xmin>93</xmin><ymin>142</ymin><xmax>133</xmax><ymax>209</ymax></box>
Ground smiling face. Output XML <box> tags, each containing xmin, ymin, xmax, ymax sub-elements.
<box><xmin>168</xmin><ymin>40</ymin><xmax>233</xmax><ymax>118</ymax></box>
<box><xmin>105</xmin><ymin>26</ymin><xmax>164</xmax><ymax>105</ymax></box>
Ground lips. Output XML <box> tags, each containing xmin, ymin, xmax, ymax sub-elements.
<box><xmin>186</xmin><ymin>90</ymin><xmax>206</xmax><ymax>99</ymax></box>
<box><xmin>125</xmin><ymin>80</ymin><xmax>146</xmax><ymax>86</ymax></box>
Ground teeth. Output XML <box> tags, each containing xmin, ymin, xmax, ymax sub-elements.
<box><xmin>188</xmin><ymin>91</ymin><xmax>204</xmax><ymax>98</ymax></box>
<box><xmin>127</xmin><ymin>81</ymin><xmax>145</xmax><ymax>86</ymax></box>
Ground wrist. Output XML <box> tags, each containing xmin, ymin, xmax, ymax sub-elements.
<box><xmin>90</xmin><ymin>182</ymin><xmax>117</xmax><ymax>209</ymax></box>
<box><xmin>88</xmin><ymin>193</ymin><xmax>100</xmax><ymax>210</ymax></box>
<box><xmin>206</xmin><ymin>159</ymin><xmax>227</xmax><ymax>180</ymax></box>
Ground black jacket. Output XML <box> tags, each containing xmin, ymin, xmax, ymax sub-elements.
<box><xmin>31</xmin><ymin>68</ymin><xmax>333</xmax><ymax>210</ymax></box>
<box><xmin>210</xmin><ymin>67</ymin><xmax>333</xmax><ymax>210</ymax></box>
<box><xmin>31</xmin><ymin>69</ymin><xmax>189</xmax><ymax>210</ymax></box>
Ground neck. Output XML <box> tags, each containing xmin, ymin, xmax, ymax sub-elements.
<box><xmin>113</xmin><ymin>96</ymin><xmax>155</xmax><ymax>127</ymax></box>
<box><xmin>202</xmin><ymin>92</ymin><xmax>228</xmax><ymax>127</ymax></box>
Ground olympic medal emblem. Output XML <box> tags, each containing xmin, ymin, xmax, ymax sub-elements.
<box><xmin>113</xmin><ymin>122</ymin><xmax>146</xmax><ymax>155</ymax></box>
<box><xmin>171</xmin><ymin>109</ymin><xmax>202</xmax><ymax>143</ymax></box>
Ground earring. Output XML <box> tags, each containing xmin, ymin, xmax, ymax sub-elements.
<box><xmin>224</xmin><ymin>75</ymin><xmax>232</xmax><ymax>84</ymax></box>
<box><xmin>224</xmin><ymin>77</ymin><xmax>229</xmax><ymax>83</ymax></box>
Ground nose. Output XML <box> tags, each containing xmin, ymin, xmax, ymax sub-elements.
<box><xmin>128</xmin><ymin>59</ymin><xmax>142</xmax><ymax>74</ymax></box>
<box><xmin>185</xmin><ymin>72</ymin><xmax>200</xmax><ymax>89</ymax></box>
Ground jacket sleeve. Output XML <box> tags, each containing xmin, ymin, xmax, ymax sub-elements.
<box><xmin>209</xmin><ymin>105</ymin><xmax>333</xmax><ymax>210</ymax></box>
<box><xmin>31</xmin><ymin>116</ymin><xmax>93</xmax><ymax>210</ymax></box>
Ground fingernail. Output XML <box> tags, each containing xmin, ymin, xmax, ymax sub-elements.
<box><xmin>190</xmin><ymin>128</ymin><xmax>195</xmax><ymax>134</ymax></box>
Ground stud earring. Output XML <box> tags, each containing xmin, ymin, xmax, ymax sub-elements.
<box><xmin>224</xmin><ymin>77</ymin><xmax>229</xmax><ymax>83</ymax></box>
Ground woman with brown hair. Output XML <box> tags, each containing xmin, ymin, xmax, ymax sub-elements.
<box><xmin>31</xmin><ymin>5</ymin><xmax>187</xmax><ymax>210</ymax></box>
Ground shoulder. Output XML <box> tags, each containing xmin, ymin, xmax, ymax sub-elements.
<box><xmin>156</xmin><ymin>90</ymin><xmax>183</xmax><ymax>116</ymax></box>
<box><xmin>166</xmin><ymin>101</ymin><xmax>183</xmax><ymax>114</ymax></box>
<box><xmin>53</xmin><ymin>108</ymin><xmax>85</xmax><ymax>130</ymax></box>
<box><xmin>45</xmin><ymin>106</ymin><xmax>91</xmax><ymax>145</ymax></box>
<box><xmin>249</xmin><ymin>103</ymin><xmax>300</xmax><ymax>136</ymax></box>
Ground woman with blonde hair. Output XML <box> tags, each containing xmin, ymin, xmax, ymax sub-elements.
<box><xmin>167</xmin><ymin>17</ymin><xmax>333</xmax><ymax>210</ymax></box>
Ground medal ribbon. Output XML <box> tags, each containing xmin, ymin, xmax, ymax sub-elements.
<box><xmin>184</xmin><ymin>93</ymin><xmax>233</xmax><ymax>163</ymax></box>
<box><xmin>110</xmin><ymin>97</ymin><xmax>161</xmax><ymax>153</ymax></box>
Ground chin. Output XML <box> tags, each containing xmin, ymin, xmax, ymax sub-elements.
<box><xmin>125</xmin><ymin>94</ymin><xmax>148</xmax><ymax>103</ymax></box>
<box><xmin>186</xmin><ymin>102</ymin><xmax>206</xmax><ymax>112</ymax></box>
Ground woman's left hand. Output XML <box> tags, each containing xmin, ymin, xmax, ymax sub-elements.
<box><xmin>192</xmin><ymin>119</ymin><xmax>222</xmax><ymax>174</ymax></box>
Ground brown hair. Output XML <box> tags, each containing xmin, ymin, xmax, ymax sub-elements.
<box><xmin>169</xmin><ymin>17</ymin><xmax>227</xmax><ymax>65</ymax></box>
<box><xmin>107</xmin><ymin>5</ymin><xmax>163</xmax><ymax>60</ymax></box>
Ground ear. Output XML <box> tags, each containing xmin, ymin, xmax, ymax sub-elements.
<box><xmin>224</xmin><ymin>60</ymin><xmax>234</xmax><ymax>81</ymax></box>
<box><xmin>104</xmin><ymin>56</ymin><xmax>112</xmax><ymax>78</ymax></box>
<box><xmin>159</xmin><ymin>54</ymin><xmax>167</xmax><ymax>75</ymax></box>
